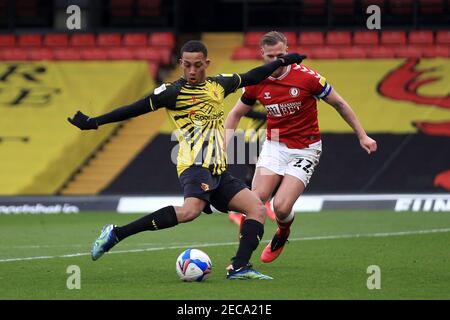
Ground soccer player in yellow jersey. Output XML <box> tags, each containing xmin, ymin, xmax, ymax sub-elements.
<box><xmin>68</xmin><ymin>40</ymin><xmax>305</xmax><ymax>280</ymax></box>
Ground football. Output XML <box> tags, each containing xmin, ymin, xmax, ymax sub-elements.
<box><xmin>176</xmin><ymin>248</ymin><xmax>212</xmax><ymax>282</ymax></box>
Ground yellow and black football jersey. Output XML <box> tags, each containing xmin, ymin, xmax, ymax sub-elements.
<box><xmin>148</xmin><ymin>74</ymin><xmax>241</xmax><ymax>176</ymax></box>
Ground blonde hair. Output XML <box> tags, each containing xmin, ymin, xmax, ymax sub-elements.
<box><xmin>260</xmin><ymin>31</ymin><xmax>288</xmax><ymax>47</ymax></box>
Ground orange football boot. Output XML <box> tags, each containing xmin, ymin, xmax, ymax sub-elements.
<box><xmin>260</xmin><ymin>227</ymin><xmax>291</xmax><ymax>263</ymax></box>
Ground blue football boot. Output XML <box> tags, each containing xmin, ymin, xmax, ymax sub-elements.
<box><xmin>226</xmin><ymin>263</ymin><xmax>273</xmax><ymax>280</ymax></box>
<box><xmin>91</xmin><ymin>224</ymin><xmax>119</xmax><ymax>261</ymax></box>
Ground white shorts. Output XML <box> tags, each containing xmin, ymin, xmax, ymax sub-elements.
<box><xmin>256</xmin><ymin>139</ymin><xmax>322</xmax><ymax>187</ymax></box>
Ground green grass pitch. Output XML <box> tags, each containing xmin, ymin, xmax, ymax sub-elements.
<box><xmin>0</xmin><ymin>210</ymin><xmax>449</xmax><ymax>299</ymax></box>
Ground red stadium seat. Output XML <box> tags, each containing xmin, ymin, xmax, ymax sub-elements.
<box><xmin>394</xmin><ymin>46</ymin><xmax>423</xmax><ymax>58</ymax></box>
<box><xmin>326</xmin><ymin>31</ymin><xmax>352</xmax><ymax>46</ymax></box>
<box><xmin>81</xmin><ymin>48</ymin><xmax>108</xmax><ymax>60</ymax></box>
<box><xmin>298</xmin><ymin>32</ymin><xmax>325</xmax><ymax>46</ymax></box>
<box><xmin>338</xmin><ymin>46</ymin><xmax>367</xmax><ymax>59</ymax></box>
<box><xmin>231</xmin><ymin>47</ymin><xmax>261</xmax><ymax>60</ymax></box>
<box><xmin>366</xmin><ymin>46</ymin><xmax>395</xmax><ymax>58</ymax></box>
<box><xmin>290</xmin><ymin>46</ymin><xmax>316</xmax><ymax>59</ymax></box>
<box><xmin>0</xmin><ymin>0</ymin><xmax>7</xmax><ymax>16</ymax></box>
<box><xmin>284</xmin><ymin>32</ymin><xmax>297</xmax><ymax>47</ymax></box>
<box><xmin>133</xmin><ymin>47</ymin><xmax>161</xmax><ymax>63</ymax></box>
<box><xmin>409</xmin><ymin>31</ymin><xmax>434</xmax><ymax>45</ymax></box>
<box><xmin>70</xmin><ymin>34</ymin><xmax>96</xmax><ymax>47</ymax></box>
<box><xmin>16</xmin><ymin>0</ymin><xmax>38</xmax><ymax>18</ymax></box>
<box><xmin>137</xmin><ymin>0</ymin><xmax>162</xmax><ymax>17</ymax></box>
<box><xmin>421</xmin><ymin>46</ymin><xmax>450</xmax><ymax>58</ymax></box>
<box><xmin>389</xmin><ymin>0</ymin><xmax>414</xmax><ymax>15</ymax></box>
<box><xmin>244</xmin><ymin>32</ymin><xmax>266</xmax><ymax>47</ymax></box>
<box><xmin>302</xmin><ymin>0</ymin><xmax>326</xmax><ymax>15</ymax></box>
<box><xmin>18</xmin><ymin>34</ymin><xmax>42</xmax><ymax>47</ymax></box>
<box><xmin>310</xmin><ymin>47</ymin><xmax>339</xmax><ymax>59</ymax></box>
<box><xmin>361</xmin><ymin>0</ymin><xmax>386</xmax><ymax>12</ymax></box>
<box><xmin>381</xmin><ymin>31</ymin><xmax>407</xmax><ymax>46</ymax></box>
<box><xmin>419</xmin><ymin>0</ymin><xmax>444</xmax><ymax>14</ymax></box>
<box><xmin>353</xmin><ymin>31</ymin><xmax>379</xmax><ymax>46</ymax></box>
<box><xmin>108</xmin><ymin>47</ymin><xmax>134</xmax><ymax>60</ymax></box>
<box><xmin>331</xmin><ymin>0</ymin><xmax>355</xmax><ymax>16</ymax></box>
<box><xmin>436</xmin><ymin>31</ymin><xmax>450</xmax><ymax>45</ymax></box>
<box><xmin>110</xmin><ymin>0</ymin><xmax>133</xmax><ymax>17</ymax></box>
<box><xmin>28</xmin><ymin>48</ymin><xmax>54</xmax><ymax>60</ymax></box>
<box><xmin>149</xmin><ymin>32</ymin><xmax>175</xmax><ymax>48</ymax></box>
<box><xmin>54</xmin><ymin>48</ymin><xmax>82</xmax><ymax>60</ymax></box>
<box><xmin>44</xmin><ymin>34</ymin><xmax>69</xmax><ymax>47</ymax></box>
<box><xmin>97</xmin><ymin>33</ymin><xmax>122</xmax><ymax>47</ymax></box>
<box><xmin>123</xmin><ymin>33</ymin><xmax>148</xmax><ymax>47</ymax></box>
<box><xmin>1</xmin><ymin>48</ymin><xmax>28</xmax><ymax>60</ymax></box>
<box><xmin>0</xmin><ymin>35</ymin><xmax>15</xmax><ymax>47</ymax></box>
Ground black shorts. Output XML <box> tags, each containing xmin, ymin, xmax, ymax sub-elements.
<box><xmin>179</xmin><ymin>166</ymin><xmax>248</xmax><ymax>213</ymax></box>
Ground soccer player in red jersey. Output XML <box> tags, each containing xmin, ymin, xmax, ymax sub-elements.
<box><xmin>225</xmin><ymin>31</ymin><xmax>377</xmax><ymax>263</ymax></box>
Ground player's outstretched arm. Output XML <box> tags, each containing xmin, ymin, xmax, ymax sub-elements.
<box><xmin>238</xmin><ymin>53</ymin><xmax>307</xmax><ymax>87</ymax></box>
<box><xmin>323</xmin><ymin>89</ymin><xmax>377</xmax><ymax>154</ymax></box>
<box><xmin>67</xmin><ymin>96</ymin><xmax>152</xmax><ymax>130</ymax></box>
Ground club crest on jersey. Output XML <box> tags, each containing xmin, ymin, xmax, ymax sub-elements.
<box><xmin>289</xmin><ymin>87</ymin><xmax>300</xmax><ymax>97</ymax></box>
<box><xmin>264</xmin><ymin>92</ymin><xmax>271</xmax><ymax>99</ymax></box>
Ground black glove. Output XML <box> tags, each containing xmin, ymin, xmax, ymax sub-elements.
<box><xmin>67</xmin><ymin>111</ymin><xmax>98</xmax><ymax>130</ymax></box>
<box><xmin>277</xmin><ymin>53</ymin><xmax>307</xmax><ymax>66</ymax></box>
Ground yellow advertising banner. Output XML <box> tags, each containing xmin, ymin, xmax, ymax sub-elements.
<box><xmin>0</xmin><ymin>61</ymin><xmax>154</xmax><ymax>195</ymax></box>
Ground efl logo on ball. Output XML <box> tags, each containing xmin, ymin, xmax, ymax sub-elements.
<box><xmin>176</xmin><ymin>248</ymin><xmax>212</xmax><ymax>282</ymax></box>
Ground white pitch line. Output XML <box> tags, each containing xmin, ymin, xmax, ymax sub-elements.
<box><xmin>1</xmin><ymin>227</ymin><xmax>450</xmax><ymax>263</ymax></box>
<box><xmin>5</xmin><ymin>242</ymin><xmax>174</xmax><ymax>249</ymax></box>
<box><xmin>3</xmin><ymin>244</ymin><xmax>85</xmax><ymax>249</ymax></box>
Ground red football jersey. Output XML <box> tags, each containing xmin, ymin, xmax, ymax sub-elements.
<box><xmin>242</xmin><ymin>64</ymin><xmax>332</xmax><ymax>149</ymax></box>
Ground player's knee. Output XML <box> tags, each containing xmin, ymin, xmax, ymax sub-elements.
<box><xmin>273</xmin><ymin>199</ymin><xmax>293</xmax><ymax>219</ymax></box>
<box><xmin>252</xmin><ymin>188</ymin><xmax>271</xmax><ymax>203</ymax></box>
<box><xmin>245</xmin><ymin>201</ymin><xmax>266</xmax><ymax>223</ymax></box>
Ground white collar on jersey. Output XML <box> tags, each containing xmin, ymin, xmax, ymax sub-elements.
<box><xmin>268</xmin><ymin>64</ymin><xmax>291</xmax><ymax>81</ymax></box>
